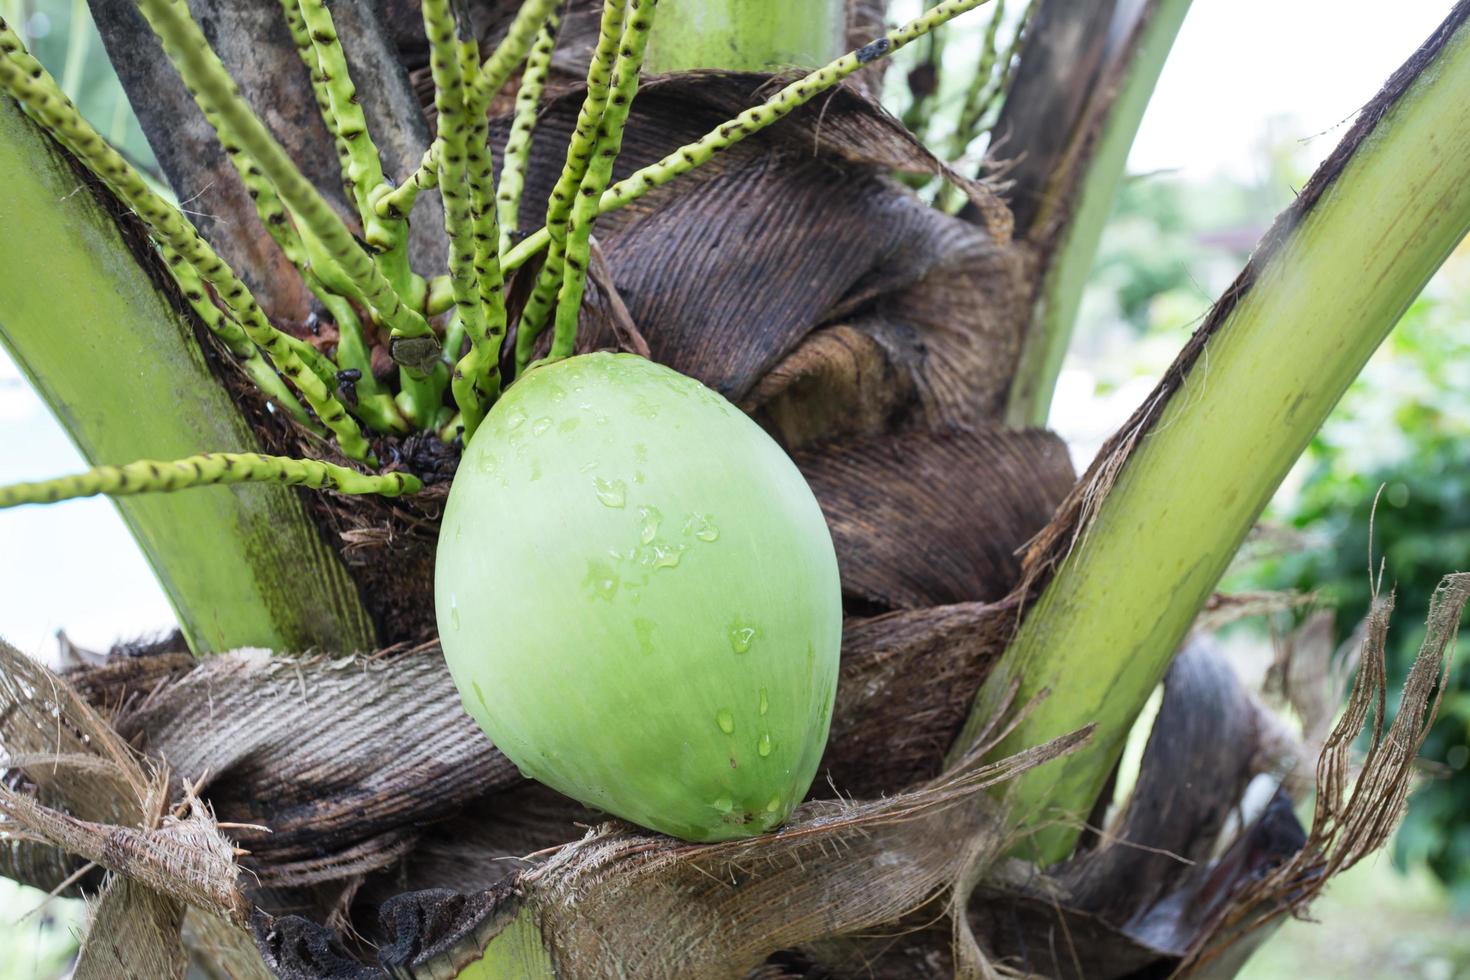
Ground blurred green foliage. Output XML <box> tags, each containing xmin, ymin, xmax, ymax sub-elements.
<box><xmin>2</xmin><ymin>0</ymin><xmax>154</xmax><ymax>170</ymax></box>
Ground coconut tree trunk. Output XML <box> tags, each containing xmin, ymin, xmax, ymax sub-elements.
<box><xmin>1</xmin><ymin>1</ymin><xmax>1468</xmax><ymax>977</ymax></box>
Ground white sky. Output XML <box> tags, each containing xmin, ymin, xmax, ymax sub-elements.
<box><xmin>0</xmin><ymin>0</ymin><xmax>1460</xmax><ymax>657</ymax></box>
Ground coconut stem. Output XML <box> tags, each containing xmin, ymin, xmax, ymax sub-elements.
<box><xmin>497</xmin><ymin>13</ymin><xmax>559</xmax><ymax>256</ymax></box>
<box><xmin>548</xmin><ymin>0</ymin><xmax>657</xmax><ymax>362</ymax></box>
<box><xmin>0</xmin><ymin>453</ymin><xmax>421</xmax><ymax>508</ymax></box>
<box><xmin>376</xmin><ymin>143</ymin><xmax>439</xmax><ymax>220</ymax></box>
<box><xmin>513</xmin><ymin>0</ymin><xmax>627</xmax><ymax>372</ymax></box>
<box><xmin>501</xmin><ymin>0</ymin><xmax>999</xmax><ymax>276</ymax></box>
<box><xmin>135</xmin><ymin>0</ymin><xmax>437</xmax><ymax>377</ymax></box>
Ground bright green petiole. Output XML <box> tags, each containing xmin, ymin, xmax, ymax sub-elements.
<box><xmin>0</xmin><ymin>452</ymin><xmax>421</xmax><ymax>508</ymax></box>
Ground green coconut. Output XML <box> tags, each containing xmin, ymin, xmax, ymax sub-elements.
<box><xmin>435</xmin><ymin>352</ymin><xmax>842</xmax><ymax>841</ymax></box>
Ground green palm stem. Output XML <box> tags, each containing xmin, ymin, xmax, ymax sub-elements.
<box><xmin>157</xmin><ymin>244</ymin><xmax>312</xmax><ymax>426</ymax></box>
<box><xmin>497</xmin><ymin>13</ymin><xmax>558</xmax><ymax>256</ymax></box>
<box><xmin>421</xmin><ymin>0</ymin><xmax>493</xmax><ymax>436</ymax></box>
<box><xmin>59</xmin><ymin>0</ymin><xmax>89</xmax><ymax>95</ymax></box>
<box><xmin>135</xmin><ymin>0</ymin><xmax>439</xmax><ymax>382</ymax></box>
<box><xmin>0</xmin><ymin>452</ymin><xmax>421</xmax><ymax>508</ymax></box>
<box><xmin>0</xmin><ymin>91</ymin><xmax>376</xmax><ymax>654</ymax></box>
<box><xmin>278</xmin><ymin>0</ymin><xmax>354</xmax><ymax>208</ymax></box>
<box><xmin>512</xmin><ymin>0</ymin><xmax>626</xmax><ymax>373</ymax></box>
<box><xmin>547</xmin><ymin>0</ymin><xmax>656</xmax><ymax>362</ymax></box>
<box><xmin>499</xmin><ymin>0</ymin><xmax>1001</xmax><ymax>279</ymax></box>
<box><xmin>293</xmin><ymin>0</ymin><xmax>417</xmax><ymax>296</ymax></box>
<box><xmin>0</xmin><ymin>39</ymin><xmax>371</xmax><ymax>460</ymax></box>
<box><xmin>955</xmin><ymin>3</ymin><xmax>1470</xmax><ymax>863</ymax></box>
<box><xmin>317</xmin><ymin>292</ymin><xmax>409</xmax><ymax>433</ymax></box>
<box><xmin>458</xmin><ymin>60</ymin><xmax>509</xmax><ymax>424</ymax></box>
<box><xmin>179</xmin><ymin>77</ymin><xmax>401</xmax><ymax>431</ymax></box>
<box><xmin>642</xmin><ymin>0</ymin><xmax>844</xmax><ymax>72</ymax></box>
<box><xmin>1003</xmin><ymin>0</ymin><xmax>1190</xmax><ymax>425</ymax></box>
<box><xmin>466</xmin><ymin>0</ymin><xmax>563</xmax><ymax>120</ymax></box>
<box><xmin>426</xmin><ymin>273</ymin><xmax>455</xmax><ymax>315</ymax></box>
<box><xmin>374</xmin><ymin>143</ymin><xmax>438</xmax><ymax>220</ymax></box>
<box><xmin>380</xmin><ymin>0</ymin><xmax>560</xmax><ymax>225</ymax></box>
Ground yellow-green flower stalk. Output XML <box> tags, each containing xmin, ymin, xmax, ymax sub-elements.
<box><xmin>501</xmin><ymin>0</ymin><xmax>1001</xmax><ymax>277</ymax></box>
<box><xmin>0</xmin><ymin>453</ymin><xmax>420</xmax><ymax>508</ymax></box>
<box><xmin>293</xmin><ymin>0</ymin><xmax>415</xmax><ymax>292</ymax></box>
<box><xmin>548</xmin><ymin>0</ymin><xmax>657</xmax><ymax>361</ymax></box>
<box><xmin>0</xmin><ymin>39</ymin><xmax>370</xmax><ymax>460</ymax></box>
<box><xmin>497</xmin><ymin>13</ymin><xmax>558</xmax><ymax>256</ymax></box>
<box><xmin>135</xmin><ymin>0</ymin><xmax>437</xmax><ymax>377</ymax></box>
<box><xmin>513</xmin><ymin>0</ymin><xmax>626</xmax><ymax>371</ymax></box>
<box><xmin>420</xmin><ymin>0</ymin><xmax>493</xmax><ymax>436</ymax></box>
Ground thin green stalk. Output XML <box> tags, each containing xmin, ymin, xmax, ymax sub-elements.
<box><xmin>379</xmin><ymin>0</ymin><xmax>557</xmax><ymax>231</ymax></box>
<box><xmin>467</xmin><ymin>0</ymin><xmax>563</xmax><ymax>117</ymax></box>
<box><xmin>958</xmin><ymin>3</ymin><xmax>1470</xmax><ymax>862</ymax></box>
<box><xmin>0</xmin><ymin>89</ymin><xmax>375</xmax><ymax>654</ymax></box>
<box><xmin>374</xmin><ymin>143</ymin><xmax>437</xmax><ymax>220</ymax></box>
<box><xmin>135</xmin><ymin>0</ymin><xmax>437</xmax><ymax>374</ymax></box>
<box><xmin>0</xmin><ymin>452</ymin><xmax>420</xmax><ymax>507</ymax></box>
<box><xmin>548</xmin><ymin>0</ymin><xmax>656</xmax><ymax>361</ymax></box>
<box><xmin>936</xmin><ymin>3</ymin><xmax>1027</xmax><ymax>213</ymax></box>
<box><xmin>421</xmin><ymin>0</ymin><xmax>491</xmax><ymax>435</ymax></box>
<box><xmin>1004</xmin><ymin>0</ymin><xmax>1190</xmax><ymax>425</ymax></box>
<box><xmin>157</xmin><ymin>244</ymin><xmax>313</xmax><ymax>426</ymax></box>
<box><xmin>513</xmin><ymin>0</ymin><xmax>626</xmax><ymax>371</ymax></box>
<box><xmin>293</xmin><ymin>0</ymin><xmax>414</xmax><ymax>292</ymax></box>
<box><xmin>279</xmin><ymin>0</ymin><xmax>354</xmax><ymax>206</ymax></box>
<box><xmin>0</xmin><ymin>33</ymin><xmax>371</xmax><ymax>459</ymax></box>
<box><xmin>501</xmin><ymin>0</ymin><xmax>1000</xmax><ymax>278</ymax></box>
<box><xmin>459</xmin><ymin>30</ymin><xmax>510</xmax><ymax>419</ymax></box>
<box><xmin>498</xmin><ymin>13</ymin><xmax>558</xmax><ymax>255</ymax></box>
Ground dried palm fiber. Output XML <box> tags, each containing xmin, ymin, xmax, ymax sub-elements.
<box><xmin>249</xmin><ymin>571</ymin><xmax>1464</xmax><ymax>978</ymax></box>
<box><xmin>25</xmin><ymin>596</ymin><xmax>1030</xmax><ymax>900</ymax></box>
<box><xmin>0</xmin><ymin>640</ymin><xmax>257</xmax><ymax>976</ymax></box>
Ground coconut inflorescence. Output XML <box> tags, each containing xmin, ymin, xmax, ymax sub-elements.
<box><xmin>435</xmin><ymin>353</ymin><xmax>841</xmax><ymax>841</ymax></box>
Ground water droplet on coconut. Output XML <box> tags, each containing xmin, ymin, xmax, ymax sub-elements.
<box><xmin>531</xmin><ymin>416</ymin><xmax>553</xmax><ymax>436</ymax></box>
<box><xmin>449</xmin><ymin>595</ymin><xmax>460</xmax><ymax>631</ymax></box>
<box><xmin>713</xmin><ymin>795</ymin><xmax>733</xmax><ymax>813</ymax></box>
<box><xmin>652</xmin><ymin>542</ymin><xmax>685</xmax><ymax>569</ymax></box>
<box><xmin>548</xmin><ymin>383</ymin><xmax>567</xmax><ymax>402</ymax></box>
<box><xmin>559</xmin><ymin>417</ymin><xmax>580</xmax><ymax>434</ymax></box>
<box><xmin>579</xmin><ymin>460</ymin><xmax>598</xmax><ymax>472</ymax></box>
<box><xmin>757</xmin><ymin>732</ymin><xmax>772</xmax><ymax>757</ymax></box>
<box><xmin>766</xmin><ymin>796</ymin><xmax>781</xmax><ymax>813</ymax></box>
<box><xmin>728</xmin><ymin>621</ymin><xmax>757</xmax><ymax>654</ymax></box>
<box><xmin>593</xmin><ymin>477</ymin><xmax>626</xmax><ymax>508</ymax></box>
<box><xmin>583</xmin><ymin>559</ymin><xmax>619</xmax><ymax>601</ymax></box>
<box><xmin>759</xmin><ymin>687</ymin><xmax>769</xmax><ymax>716</ymax></box>
<box><xmin>470</xmin><ymin>680</ymin><xmax>486</xmax><ymax>707</ymax></box>
<box><xmin>684</xmin><ymin>513</ymin><xmax>719</xmax><ymax>542</ymax></box>
<box><xmin>506</xmin><ymin>410</ymin><xmax>527</xmax><ymax>430</ymax></box>
<box><xmin>638</xmin><ymin>506</ymin><xmax>661</xmax><ymax>544</ymax></box>
<box><xmin>633</xmin><ymin>443</ymin><xmax>648</xmax><ymax>463</ymax></box>
<box><xmin>716</xmin><ymin>709</ymin><xmax>735</xmax><ymax>734</ymax></box>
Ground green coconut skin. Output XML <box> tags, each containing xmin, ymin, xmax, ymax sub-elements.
<box><xmin>436</xmin><ymin>353</ymin><xmax>842</xmax><ymax>841</ymax></box>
